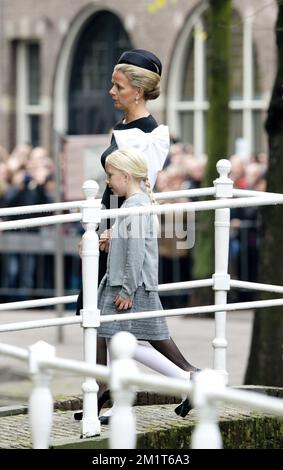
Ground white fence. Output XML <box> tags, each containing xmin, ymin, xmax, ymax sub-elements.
<box><xmin>0</xmin><ymin>159</ymin><xmax>283</xmax><ymax>448</ymax></box>
<box><xmin>0</xmin><ymin>333</ymin><xmax>283</xmax><ymax>449</ymax></box>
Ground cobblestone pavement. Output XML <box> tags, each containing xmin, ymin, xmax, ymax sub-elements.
<box><xmin>0</xmin><ymin>403</ymin><xmax>266</xmax><ymax>449</ymax></box>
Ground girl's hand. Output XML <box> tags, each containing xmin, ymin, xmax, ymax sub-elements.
<box><xmin>114</xmin><ymin>294</ymin><xmax>133</xmax><ymax>311</ymax></box>
<box><xmin>99</xmin><ymin>229</ymin><xmax>112</xmax><ymax>253</ymax></box>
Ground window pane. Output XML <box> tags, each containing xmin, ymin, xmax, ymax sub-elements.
<box><xmin>182</xmin><ymin>38</ymin><xmax>194</xmax><ymax>100</ymax></box>
<box><xmin>253</xmin><ymin>110</ymin><xmax>267</xmax><ymax>154</ymax></box>
<box><xmin>180</xmin><ymin>112</ymin><xmax>194</xmax><ymax>145</ymax></box>
<box><xmin>229</xmin><ymin>111</ymin><xmax>243</xmax><ymax>155</ymax></box>
<box><xmin>230</xmin><ymin>10</ymin><xmax>243</xmax><ymax>100</ymax></box>
<box><xmin>29</xmin><ymin>115</ymin><xmax>40</xmax><ymax>147</ymax></box>
<box><xmin>252</xmin><ymin>46</ymin><xmax>262</xmax><ymax>99</ymax></box>
<box><xmin>203</xmin><ymin>111</ymin><xmax>208</xmax><ymax>153</ymax></box>
<box><xmin>201</xmin><ymin>13</ymin><xmax>209</xmax><ymax>101</ymax></box>
<box><xmin>27</xmin><ymin>43</ymin><xmax>40</xmax><ymax>105</ymax></box>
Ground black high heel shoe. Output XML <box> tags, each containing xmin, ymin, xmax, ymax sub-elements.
<box><xmin>174</xmin><ymin>397</ymin><xmax>192</xmax><ymax>418</ymax></box>
<box><xmin>99</xmin><ymin>415</ymin><xmax>110</xmax><ymax>425</ymax></box>
<box><xmin>74</xmin><ymin>389</ymin><xmax>111</xmax><ymax>421</ymax></box>
<box><xmin>98</xmin><ymin>389</ymin><xmax>111</xmax><ymax>414</ymax></box>
<box><xmin>174</xmin><ymin>368</ymin><xmax>202</xmax><ymax>418</ymax></box>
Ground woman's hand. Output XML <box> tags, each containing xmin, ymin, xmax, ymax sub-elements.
<box><xmin>78</xmin><ymin>228</ymin><xmax>112</xmax><ymax>258</ymax></box>
<box><xmin>99</xmin><ymin>228</ymin><xmax>112</xmax><ymax>253</ymax></box>
<box><xmin>114</xmin><ymin>294</ymin><xmax>133</xmax><ymax>311</ymax></box>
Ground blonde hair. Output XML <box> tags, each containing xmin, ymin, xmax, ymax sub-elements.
<box><xmin>106</xmin><ymin>149</ymin><xmax>157</xmax><ymax>204</ymax></box>
<box><xmin>114</xmin><ymin>63</ymin><xmax>160</xmax><ymax>101</ymax></box>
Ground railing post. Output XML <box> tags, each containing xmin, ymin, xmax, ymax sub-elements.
<box><xmin>80</xmin><ymin>180</ymin><xmax>101</xmax><ymax>437</ymax></box>
<box><xmin>191</xmin><ymin>369</ymin><xmax>225</xmax><ymax>449</ymax></box>
<box><xmin>28</xmin><ymin>341</ymin><xmax>55</xmax><ymax>449</ymax></box>
<box><xmin>109</xmin><ymin>332</ymin><xmax>138</xmax><ymax>449</ymax></box>
<box><xmin>212</xmin><ymin>160</ymin><xmax>233</xmax><ymax>384</ymax></box>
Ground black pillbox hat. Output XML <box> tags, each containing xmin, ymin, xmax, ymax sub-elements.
<box><xmin>117</xmin><ymin>49</ymin><xmax>162</xmax><ymax>76</ymax></box>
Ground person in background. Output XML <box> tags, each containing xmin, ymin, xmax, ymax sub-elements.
<box><xmin>2</xmin><ymin>163</ymin><xmax>53</xmax><ymax>297</ymax></box>
<box><xmin>229</xmin><ymin>161</ymin><xmax>266</xmax><ymax>299</ymax></box>
<box><xmin>157</xmin><ymin>164</ymin><xmax>192</xmax><ymax>309</ymax></box>
<box><xmin>229</xmin><ymin>154</ymin><xmax>247</xmax><ymax>189</ymax></box>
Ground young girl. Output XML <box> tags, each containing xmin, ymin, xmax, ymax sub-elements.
<box><xmin>97</xmin><ymin>148</ymin><xmax>193</xmax><ymax>422</ymax></box>
<box><xmin>98</xmin><ymin>148</ymin><xmax>169</xmax><ymax>337</ymax></box>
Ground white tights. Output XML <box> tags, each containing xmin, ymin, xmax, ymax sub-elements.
<box><xmin>101</xmin><ymin>342</ymin><xmax>190</xmax><ymax>418</ymax></box>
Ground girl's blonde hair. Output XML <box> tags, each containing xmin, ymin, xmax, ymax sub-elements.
<box><xmin>106</xmin><ymin>149</ymin><xmax>157</xmax><ymax>204</ymax></box>
<box><xmin>114</xmin><ymin>63</ymin><xmax>160</xmax><ymax>101</ymax></box>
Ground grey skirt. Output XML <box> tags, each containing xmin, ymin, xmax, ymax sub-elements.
<box><xmin>97</xmin><ymin>277</ymin><xmax>169</xmax><ymax>340</ymax></box>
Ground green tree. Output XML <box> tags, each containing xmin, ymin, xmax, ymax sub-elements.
<box><xmin>245</xmin><ymin>1</ymin><xmax>283</xmax><ymax>386</ymax></box>
<box><xmin>195</xmin><ymin>0</ymin><xmax>232</xmax><ymax>280</ymax></box>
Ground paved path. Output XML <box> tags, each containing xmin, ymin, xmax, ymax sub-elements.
<box><xmin>0</xmin><ymin>403</ymin><xmax>268</xmax><ymax>449</ymax></box>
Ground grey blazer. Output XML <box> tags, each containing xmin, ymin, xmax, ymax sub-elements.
<box><xmin>106</xmin><ymin>192</ymin><xmax>159</xmax><ymax>299</ymax></box>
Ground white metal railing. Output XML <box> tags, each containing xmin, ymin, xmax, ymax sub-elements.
<box><xmin>1</xmin><ymin>158</ymin><xmax>283</xmax><ymax>445</ymax></box>
<box><xmin>0</xmin><ymin>332</ymin><xmax>282</xmax><ymax>449</ymax></box>
<box><xmin>2</xmin><ymin>296</ymin><xmax>283</xmax><ymax>334</ymax></box>
<box><xmin>3</xmin><ymin>193</ymin><xmax>283</xmax><ymax>231</ymax></box>
<box><xmin>0</xmin><ymin>279</ymin><xmax>213</xmax><ymax>312</ymax></box>
<box><xmin>0</xmin><ymin>187</ymin><xmax>216</xmax><ymax>219</ymax></box>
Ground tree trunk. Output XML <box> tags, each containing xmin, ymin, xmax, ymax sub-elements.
<box><xmin>245</xmin><ymin>1</ymin><xmax>283</xmax><ymax>386</ymax></box>
<box><xmin>195</xmin><ymin>0</ymin><xmax>231</xmax><ymax>280</ymax></box>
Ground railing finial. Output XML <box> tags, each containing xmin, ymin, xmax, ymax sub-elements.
<box><xmin>216</xmin><ymin>159</ymin><xmax>231</xmax><ymax>180</ymax></box>
<box><xmin>111</xmin><ymin>331</ymin><xmax>137</xmax><ymax>360</ymax></box>
<box><xmin>191</xmin><ymin>369</ymin><xmax>225</xmax><ymax>449</ymax></box>
<box><xmin>29</xmin><ymin>340</ymin><xmax>55</xmax><ymax>374</ymax></box>
<box><xmin>110</xmin><ymin>332</ymin><xmax>138</xmax><ymax>449</ymax></box>
<box><xmin>214</xmin><ymin>159</ymin><xmax>233</xmax><ymax>199</ymax></box>
<box><xmin>28</xmin><ymin>340</ymin><xmax>55</xmax><ymax>449</ymax></box>
<box><xmin>82</xmin><ymin>180</ymin><xmax>99</xmax><ymax>200</ymax></box>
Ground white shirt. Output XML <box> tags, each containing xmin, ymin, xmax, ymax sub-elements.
<box><xmin>113</xmin><ymin>124</ymin><xmax>170</xmax><ymax>186</ymax></box>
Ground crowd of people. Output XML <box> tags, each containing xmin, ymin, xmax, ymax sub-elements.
<box><xmin>155</xmin><ymin>143</ymin><xmax>206</xmax><ymax>308</ymax></box>
<box><xmin>0</xmin><ymin>143</ymin><xmax>55</xmax><ymax>208</ymax></box>
<box><xmin>154</xmin><ymin>142</ymin><xmax>268</xmax><ymax>305</ymax></box>
<box><xmin>0</xmin><ymin>144</ymin><xmax>57</xmax><ymax>300</ymax></box>
<box><xmin>229</xmin><ymin>153</ymin><xmax>268</xmax><ymax>300</ymax></box>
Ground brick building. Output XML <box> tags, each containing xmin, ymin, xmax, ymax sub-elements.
<box><xmin>0</xmin><ymin>0</ymin><xmax>277</xmax><ymax>161</ymax></box>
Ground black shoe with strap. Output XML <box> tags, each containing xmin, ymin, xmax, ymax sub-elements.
<box><xmin>99</xmin><ymin>415</ymin><xmax>110</xmax><ymax>425</ymax></box>
<box><xmin>174</xmin><ymin>397</ymin><xmax>192</xmax><ymax>418</ymax></box>
<box><xmin>174</xmin><ymin>368</ymin><xmax>202</xmax><ymax>418</ymax></box>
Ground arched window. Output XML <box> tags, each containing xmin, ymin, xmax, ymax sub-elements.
<box><xmin>169</xmin><ymin>7</ymin><xmax>267</xmax><ymax>157</ymax></box>
<box><xmin>68</xmin><ymin>11</ymin><xmax>132</xmax><ymax>135</ymax></box>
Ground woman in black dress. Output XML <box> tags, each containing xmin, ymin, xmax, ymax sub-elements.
<box><xmin>75</xmin><ymin>49</ymin><xmax>199</xmax><ymax>422</ymax></box>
